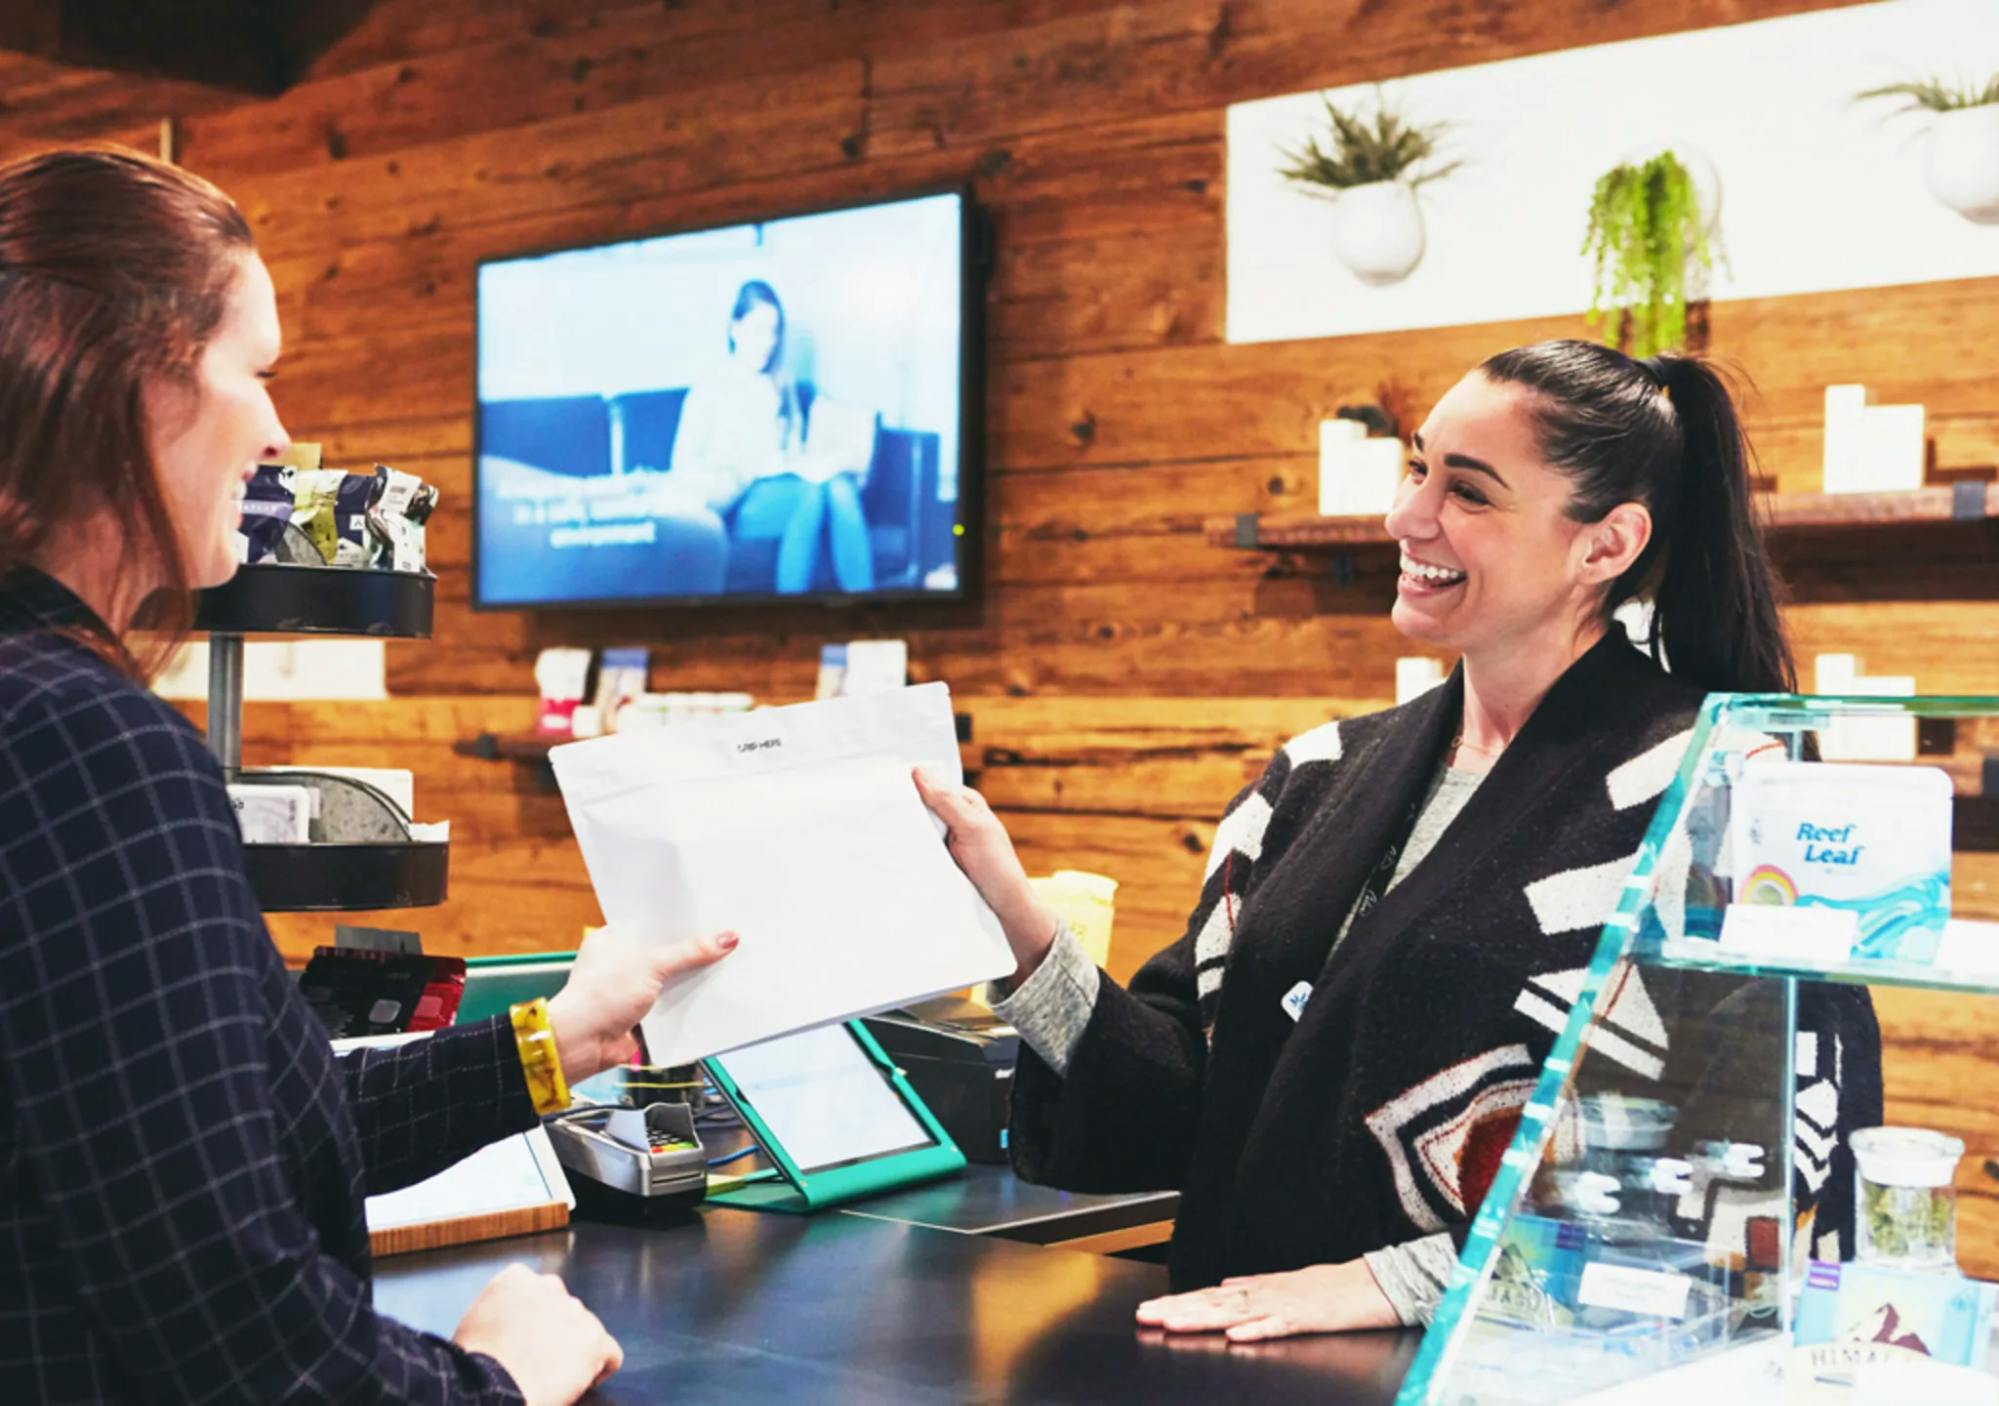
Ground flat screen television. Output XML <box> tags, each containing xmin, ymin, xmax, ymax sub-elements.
<box><xmin>472</xmin><ymin>188</ymin><xmax>981</xmax><ymax>611</ymax></box>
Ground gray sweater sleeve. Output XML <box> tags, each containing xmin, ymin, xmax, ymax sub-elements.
<box><xmin>1362</xmin><ymin>1234</ymin><xmax>1460</xmax><ymax>1326</ymax></box>
<box><xmin>985</xmin><ymin>921</ymin><xmax>1099</xmax><ymax>1077</ymax></box>
<box><xmin>996</xmin><ymin>773</ymin><xmax>1467</xmax><ymax>1322</ymax></box>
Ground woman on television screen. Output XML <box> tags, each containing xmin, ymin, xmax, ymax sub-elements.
<box><xmin>671</xmin><ymin>279</ymin><xmax>876</xmax><ymax>594</ymax></box>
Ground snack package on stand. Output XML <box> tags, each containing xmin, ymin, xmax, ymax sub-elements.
<box><xmin>239</xmin><ymin>461</ymin><xmax>435</xmax><ymax>572</ymax></box>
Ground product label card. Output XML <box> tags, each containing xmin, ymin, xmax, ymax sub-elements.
<box><xmin>1719</xmin><ymin>903</ymin><xmax>1860</xmax><ymax>962</ymax></box>
<box><xmin>1575</xmin><ymin>1261</ymin><xmax>1693</xmax><ymax>1321</ymax></box>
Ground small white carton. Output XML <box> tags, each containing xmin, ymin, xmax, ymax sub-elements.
<box><xmin>1730</xmin><ymin>761</ymin><xmax>1952</xmax><ymax>962</ymax></box>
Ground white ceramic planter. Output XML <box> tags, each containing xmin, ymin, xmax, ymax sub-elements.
<box><xmin>1924</xmin><ymin>105</ymin><xmax>1999</xmax><ymax>225</ymax></box>
<box><xmin>1328</xmin><ymin>180</ymin><xmax>1426</xmax><ymax>286</ymax></box>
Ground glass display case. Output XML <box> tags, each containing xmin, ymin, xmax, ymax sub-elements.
<box><xmin>1396</xmin><ymin>692</ymin><xmax>1999</xmax><ymax>1405</ymax></box>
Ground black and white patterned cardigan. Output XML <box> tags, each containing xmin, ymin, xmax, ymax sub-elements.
<box><xmin>1007</xmin><ymin>633</ymin><xmax>1882</xmax><ymax>1292</ymax></box>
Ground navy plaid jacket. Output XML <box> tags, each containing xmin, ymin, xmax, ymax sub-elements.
<box><xmin>0</xmin><ymin>569</ymin><xmax>534</xmax><ymax>1403</ymax></box>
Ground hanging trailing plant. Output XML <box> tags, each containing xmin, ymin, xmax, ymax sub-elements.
<box><xmin>1580</xmin><ymin>151</ymin><xmax>1714</xmax><ymax>358</ymax></box>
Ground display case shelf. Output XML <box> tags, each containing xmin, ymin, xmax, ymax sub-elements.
<box><xmin>242</xmin><ymin>841</ymin><xmax>449</xmax><ymax>912</ymax></box>
<box><xmin>1206</xmin><ymin>483</ymin><xmax>1999</xmax><ymax>554</ymax></box>
<box><xmin>1646</xmin><ymin>939</ymin><xmax>1999</xmax><ymax>996</ymax></box>
<box><xmin>195</xmin><ymin>563</ymin><xmax>435</xmax><ymax>638</ymax></box>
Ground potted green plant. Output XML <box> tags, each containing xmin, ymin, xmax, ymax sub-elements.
<box><xmin>1580</xmin><ymin>151</ymin><xmax>1716</xmax><ymax>358</ymax></box>
<box><xmin>1278</xmin><ymin>92</ymin><xmax>1458</xmax><ymax>287</ymax></box>
<box><xmin>1858</xmin><ymin>73</ymin><xmax>1999</xmax><ymax>224</ymax></box>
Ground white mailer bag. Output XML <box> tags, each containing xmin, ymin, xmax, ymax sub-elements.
<box><xmin>549</xmin><ymin>681</ymin><xmax>1014</xmax><ymax>1066</ymax></box>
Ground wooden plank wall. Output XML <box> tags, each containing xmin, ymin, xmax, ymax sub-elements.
<box><xmin>8</xmin><ymin>0</ymin><xmax>1999</xmax><ymax>1268</ymax></box>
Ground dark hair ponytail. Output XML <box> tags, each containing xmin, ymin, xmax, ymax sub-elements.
<box><xmin>1640</xmin><ymin>354</ymin><xmax>1795</xmax><ymax>693</ymax></box>
<box><xmin>1478</xmin><ymin>339</ymin><xmax>1796</xmax><ymax>694</ymax></box>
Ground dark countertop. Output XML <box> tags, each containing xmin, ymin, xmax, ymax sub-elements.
<box><xmin>374</xmin><ymin>1210</ymin><xmax>1419</xmax><ymax>1404</ymax></box>
<box><xmin>836</xmin><ymin>1161</ymin><xmax>1177</xmax><ymax>1243</ymax></box>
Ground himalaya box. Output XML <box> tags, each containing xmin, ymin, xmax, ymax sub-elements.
<box><xmin>1730</xmin><ymin>762</ymin><xmax>1952</xmax><ymax>963</ymax></box>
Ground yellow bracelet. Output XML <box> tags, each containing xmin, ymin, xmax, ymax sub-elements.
<box><xmin>509</xmin><ymin>998</ymin><xmax>570</xmax><ymax>1116</ymax></box>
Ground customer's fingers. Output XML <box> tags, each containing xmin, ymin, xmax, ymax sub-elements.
<box><xmin>649</xmin><ymin>929</ymin><xmax>739</xmax><ymax>983</ymax></box>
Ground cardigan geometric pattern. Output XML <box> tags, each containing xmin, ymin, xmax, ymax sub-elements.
<box><xmin>1007</xmin><ymin>635</ymin><xmax>1883</xmax><ymax>1291</ymax></box>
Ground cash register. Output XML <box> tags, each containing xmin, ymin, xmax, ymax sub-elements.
<box><xmin>861</xmin><ymin>996</ymin><xmax>1020</xmax><ymax>1165</ymax></box>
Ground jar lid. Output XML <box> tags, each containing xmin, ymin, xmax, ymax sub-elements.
<box><xmin>1851</xmin><ymin>1126</ymin><xmax>1965</xmax><ymax>1187</ymax></box>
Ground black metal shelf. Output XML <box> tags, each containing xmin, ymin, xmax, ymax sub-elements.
<box><xmin>201</xmin><ymin>560</ymin><xmax>448</xmax><ymax>912</ymax></box>
<box><xmin>241</xmin><ymin>841</ymin><xmax>449</xmax><ymax>912</ymax></box>
<box><xmin>195</xmin><ymin>563</ymin><xmax>434</xmax><ymax>638</ymax></box>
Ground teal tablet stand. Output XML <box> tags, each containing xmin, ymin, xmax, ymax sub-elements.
<box><xmin>702</xmin><ymin>1020</ymin><xmax>965</xmax><ymax>1213</ymax></box>
<box><xmin>459</xmin><ymin>951</ymin><xmax>577</xmax><ymax>1024</ymax></box>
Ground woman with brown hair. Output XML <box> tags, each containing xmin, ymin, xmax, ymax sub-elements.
<box><xmin>0</xmin><ymin>147</ymin><xmax>736</xmax><ymax>1404</ymax></box>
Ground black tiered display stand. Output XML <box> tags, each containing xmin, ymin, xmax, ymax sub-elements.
<box><xmin>196</xmin><ymin>563</ymin><xmax>448</xmax><ymax>911</ymax></box>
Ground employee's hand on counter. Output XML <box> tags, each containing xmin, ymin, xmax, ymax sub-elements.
<box><xmin>1134</xmin><ymin>1261</ymin><xmax>1400</xmax><ymax>1342</ymax></box>
<box><xmin>913</xmin><ymin>767</ymin><xmax>1063</xmax><ymax>988</ymax></box>
<box><xmin>454</xmin><ymin>1263</ymin><xmax>622</xmax><ymax>1405</ymax></box>
<box><xmin>546</xmin><ymin>925</ymin><xmax>739</xmax><ymax>1083</ymax></box>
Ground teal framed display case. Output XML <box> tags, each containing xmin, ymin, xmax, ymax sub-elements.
<box><xmin>702</xmin><ymin>1019</ymin><xmax>966</xmax><ymax>1213</ymax></box>
<box><xmin>1398</xmin><ymin>693</ymin><xmax>1999</xmax><ymax>1405</ymax></box>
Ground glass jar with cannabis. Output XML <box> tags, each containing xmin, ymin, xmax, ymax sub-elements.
<box><xmin>1851</xmin><ymin>1127</ymin><xmax>1965</xmax><ymax>1271</ymax></box>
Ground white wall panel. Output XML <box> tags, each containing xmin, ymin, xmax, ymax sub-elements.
<box><xmin>1226</xmin><ymin>0</ymin><xmax>1999</xmax><ymax>344</ymax></box>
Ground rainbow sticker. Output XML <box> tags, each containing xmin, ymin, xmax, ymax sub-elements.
<box><xmin>1741</xmin><ymin>865</ymin><xmax>1799</xmax><ymax>906</ymax></box>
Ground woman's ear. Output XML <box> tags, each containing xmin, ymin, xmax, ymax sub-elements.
<box><xmin>1577</xmin><ymin>502</ymin><xmax>1653</xmax><ymax>585</ymax></box>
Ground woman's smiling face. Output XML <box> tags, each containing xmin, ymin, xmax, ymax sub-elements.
<box><xmin>1384</xmin><ymin>371</ymin><xmax>1622</xmax><ymax>659</ymax></box>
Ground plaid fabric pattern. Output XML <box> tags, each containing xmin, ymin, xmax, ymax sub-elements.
<box><xmin>0</xmin><ymin>569</ymin><xmax>533</xmax><ymax>1404</ymax></box>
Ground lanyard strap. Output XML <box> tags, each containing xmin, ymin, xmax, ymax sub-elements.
<box><xmin>1347</xmin><ymin>784</ymin><xmax>1431</xmax><ymax>931</ymax></box>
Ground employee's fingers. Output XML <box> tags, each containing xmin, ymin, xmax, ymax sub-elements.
<box><xmin>649</xmin><ymin>929</ymin><xmax>739</xmax><ymax>982</ymax></box>
<box><xmin>1224</xmin><ymin>1315</ymin><xmax>1297</xmax><ymax>1343</ymax></box>
<box><xmin>912</xmin><ymin>766</ymin><xmax>952</xmax><ymax>809</ymax></box>
<box><xmin>1134</xmin><ymin>1288</ymin><xmax>1255</xmax><ymax>1333</ymax></box>
<box><xmin>597</xmin><ymin>1326</ymin><xmax>625</xmax><ymax>1379</ymax></box>
<box><xmin>913</xmin><ymin>767</ymin><xmax>988</xmax><ymax>819</ymax></box>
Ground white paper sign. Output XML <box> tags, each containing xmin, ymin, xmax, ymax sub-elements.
<box><xmin>550</xmin><ymin>682</ymin><xmax>1015</xmax><ymax>1066</ymax></box>
<box><xmin>1576</xmin><ymin>1261</ymin><xmax>1693</xmax><ymax>1321</ymax></box>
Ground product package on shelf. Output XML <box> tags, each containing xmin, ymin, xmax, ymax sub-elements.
<box><xmin>238</xmin><ymin>462</ymin><xmax>436</xmax><ymax>572</ymax></box>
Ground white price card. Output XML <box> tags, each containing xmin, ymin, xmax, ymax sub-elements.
<box><xmin>1576</xmin><ymin>1261</ymin><xmax>1693</xmax><ymax>1321</ymax></box>
<box><xmin>1718</xmin><ymin>903</ymin><xmax>1858</xmax><ymax>963</ymax></box>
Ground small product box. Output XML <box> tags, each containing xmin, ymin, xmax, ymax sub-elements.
<box><xmin>1317</xmin><ymin>419</ymin><xmax>1403</xmax><ymax>517</ymax></box>
<box><xmin>534</xmin><ymin>647</ymin><xmax>594</xmax><ymax>737</ymax></box>
<box><xmin>1729</xmin><ymin>761</ymin><xmax>1952</xmax><ymax>963</ymax></box>
<box><xmin>1790</xmin><ymin>1260</ymin><xmax>1998</xmax><ymax>1389</ymax></box>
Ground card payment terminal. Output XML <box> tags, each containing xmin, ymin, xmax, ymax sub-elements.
<box><xmin>543</xmin><ymin>1102</ymin><xmax>709</xmax><ymax>1221</ymax></box>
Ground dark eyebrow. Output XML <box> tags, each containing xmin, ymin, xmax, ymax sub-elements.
<box><xmin>1411</xmin><ymin>432</ymin><xmax>1508</xmax><ymax>489</ymax></box>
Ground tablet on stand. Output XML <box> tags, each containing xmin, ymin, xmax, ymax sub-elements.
<box><xmin>702</xmin><ymin>1020</ymin><xmax>964</xmax><ymax>1212</ymax></box>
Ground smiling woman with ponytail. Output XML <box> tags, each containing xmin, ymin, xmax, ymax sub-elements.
<box><xmin>916</xmin><ymin>336</ymin><xmax>1883</xmax><ymax>1343</ymax></box>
